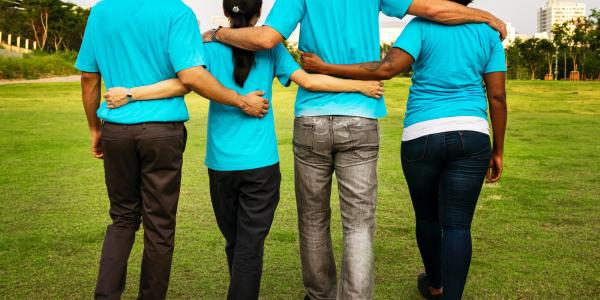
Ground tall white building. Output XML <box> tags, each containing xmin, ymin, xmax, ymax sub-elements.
<box><xmin>537</xmin><ymin>0</ymin><xmax>586</xmax><ymax>37</ymax></box>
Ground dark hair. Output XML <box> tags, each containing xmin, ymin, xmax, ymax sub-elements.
<box><xmin>223</xmin><ymin>0</ymin><xmax>263</xmax><ymax>87</ymax></box>
<box><xmin>449</xmin><ymin>0</ymin><xmax>474</xmax><ymax>5</ymax></box>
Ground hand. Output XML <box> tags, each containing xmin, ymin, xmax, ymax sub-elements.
<box><xmin>301</xmin><ymin>52</ymin><xmax>327</xmax><ymax>74</ymax></box>
<box><xmin>239</xmin><ymin>91</ymin><xmax>269</xmax><ymax>118</ymax></box>
<box><xmin>358</xmin><ymin>81</ymin><xmax>385</xmax><ymax>99</ymax></box>
<box><xmin>90</xmin><ymin>129</ymin><xmax>103</xmax><ymax>159</ymax></box>
<box><xmin>202</xmin><ymin>27</ymin><xmax>220</xmax><ymax>43</ymax></box>
<box><xmin>487</xmin><ymin>14</ymin><xmax>507</xmax><ymax>41</ymax></box>
<box><xmin>104</xmin><ymin>87</ymin><xmax>129</xmax><ymax>109</ymax></box>
<box><xmin>486</xmin><ymin>151</ymin><xmax>503</xmax><ymax>183</ymax></box>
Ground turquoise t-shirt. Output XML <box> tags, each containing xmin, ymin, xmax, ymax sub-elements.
<box><xmin>75</xmin><ymin>0</ymin><xmax>206</xmax><ymax>124</ymax></box>
<box><xmin>393</xmin><ymin>18</ymin><xmax>507</xmax><ymax>128</ymax></box>
<box><xmin>204</xmin><ymin>43</ymin><xmax>300</xmax><ymax>171</ymax></box>
<box><xmin>265</xmin><ymin>0</ymin><xmax>414</xmax><ymax>119</ymax></box>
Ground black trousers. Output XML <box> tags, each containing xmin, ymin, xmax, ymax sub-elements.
<box><xmin>208</xmin><ymin>163</ymin><xmax>281</xmax><ymax>300</ymax></box>
<box><xmin>95</xmin><ymin>122</ymin><xmax>187</xmax><ymax>300</ymax></box>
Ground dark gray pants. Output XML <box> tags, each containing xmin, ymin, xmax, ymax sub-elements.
<box><xmin>293</xmin><ymin>116</ymin><xmax>379</xmax><ymax>300</ymax></box>
<box><xmin>95</xmin><ymin>122</ymin><xmax>186</xmax><ymax>300</ymax></box>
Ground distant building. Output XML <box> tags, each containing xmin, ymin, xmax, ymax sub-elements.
<box><xmin>537</xmin><ymin>0</ymin><xmax>586</xmax><ymax>38</ymax></box>
<box><xmin>503</xmin><ymin>23</ymin><xmax>517</xmax><ymax>48</ymax></box>
<box><xmin>380</xmin><ymin>21</ymin><xmax>407</xmax><ymax>45</ymax></box>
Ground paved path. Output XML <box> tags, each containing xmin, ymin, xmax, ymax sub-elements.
<box><xmin>0</xmin><ymin>75</ymin><xmax>80</xmax><ymax>85</ymax></box>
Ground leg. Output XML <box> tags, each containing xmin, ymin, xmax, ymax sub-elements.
<box><xmin>438</xmin><ymin>131</ymin><xmax>491</xmax><ymax>300</ymax></box>
<box><xmin>401</xmin><ymin>134</ymin><xmax>444</xmax><ymax>290</ymax></box>
<box><xmin>227</xmin><ymin>163</ymin><xmax>281</xmax><ymax>300</ymax></box>
<box><xmin>333</xmin><ymin>117</ymin><xmax>379</xmax><ymax>300</ymax></box>
<box><xmin>136</xmin><ymin>123</ymin><xmax>187</xmax><ymax>300</ymax></box>
<box><xmin>293</xmin><ymin>117</ymin><xmax>336</xmax><ymax>300</ymax></box>
<box><xmin>95</xmin><ymin>123</ymin><xmax>142</xmax><ymax>300</ymax></box>
<box><xmin>208</xmin><ymin>169</ymin><xmax>241</xmax><ymax>276</ymax></box>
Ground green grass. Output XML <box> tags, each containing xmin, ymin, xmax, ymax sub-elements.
<box><xmin>0</xmin><ymin>78</ymin><xmax>599</xmax><ymax>299</ymax></box>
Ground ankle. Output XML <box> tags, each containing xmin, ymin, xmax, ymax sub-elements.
<box><xmin>429</xmin><ymin>286</ymin><xmax>443</xmax><ymax>296</ymax></box>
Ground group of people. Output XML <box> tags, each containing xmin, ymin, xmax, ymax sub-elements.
<box><xmin>76</xmin><ymin>0</ymin><xmax>508</xmax><ymax>299</ymax></box>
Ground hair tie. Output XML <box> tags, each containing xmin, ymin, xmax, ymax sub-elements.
<box><xmin>232</xmin><ymin>6</ymin><xmax>240</xmax><ymax>13</ymax></box>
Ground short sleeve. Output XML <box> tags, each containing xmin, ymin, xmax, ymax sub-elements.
<box><xmin>485</xmin><ymin>33</ymin><xmax>507</xmax><ymax>74</ymax></box>
<box><xmin>392</xmin><ymin>19</ymin><xmax>422</xmax><ymax>61</ymax></box>
<box><xmin>272</xmin><ymin>44</ymin><xmax>301</xmax><ymax>87</ymax></box>
<box><xmin>264</xmin><ymin>0</ymin><xmax>305</xmax><ymax>39</ymax></box>
<box><xmin>168</xmin><ymin>9</ymin><xmax>206</xmax><ymax>73</ymax></box>
<box><xmin>381</xmin><ymin>0</ymin><xmax>414</xmax><ymax>19</ymax></box>
<box><xmin>75</xmin><ymin>12</ymin><xmax>99</xmax><ymax>73</ymax></box>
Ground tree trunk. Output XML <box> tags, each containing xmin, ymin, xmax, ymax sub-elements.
<box><xmin>531</xmin><ymin>66</ymin><xmax>537</xmax><ymax>80</ymax></box>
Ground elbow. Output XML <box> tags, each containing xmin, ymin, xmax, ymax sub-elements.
<box><xmin>257</xmin><ymin>34</ymin><xmax>280</xmax><ymax>50</ymax></box>
<box><xmin>374</xmin><ymin>66</ymin><xmax>397</xmax><ymax>80</ymax></box>
<box><xmin>178</xmin><ymin>74</ymin><xmax>195</xmax><ymax>89</ymax></box>
<box><xmin>490</xmin><ymin>93</ymin><xmax>507</xmax><ymax>105</ymax></box>
<box><xmin>301</xmin><ymin>79</ymin><xmax>317</xmax><ymax>91</ymax></box>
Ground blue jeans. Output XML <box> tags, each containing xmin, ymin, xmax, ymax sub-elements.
<box><xmin>401</xmin><ymin>131</ymin><xmax>491</xmax><ymax>300</ymax></box>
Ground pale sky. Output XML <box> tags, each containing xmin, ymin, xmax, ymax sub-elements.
<box><xmin>68</xmin><ymin>0</ymin><xmax>599</xmax><ymax>34</ymax></box>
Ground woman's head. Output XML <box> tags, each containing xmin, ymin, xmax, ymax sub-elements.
<box><xmin>223</xmin><ymin>0</ymin><xmax>263</xmax><ymax>28</ymax></box>
<box><xmin>449</xmin><ymin>0</ymin><xmax>474</xmax><ymax>6</ymax></box>
<box><xmin>223</xmin><ymin>0</ymin><xmax>263</xmax><ymax>87</ymax></box>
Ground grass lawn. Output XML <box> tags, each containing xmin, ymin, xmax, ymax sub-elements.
<box><xmin>0</xmin><ymin>78</ymin><xmax>599</xmax><ymax>299</ymax></box>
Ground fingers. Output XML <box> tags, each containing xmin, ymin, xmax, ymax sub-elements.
<box><xmin>250</xmin><ymin>90</ymin><xmax>266</xmax><ymax>97</ymax></box>
<box><xmin>263</xmin><ymin>103</ymin><xmax>270</xmax><ymax>109</ymax></box>
<box><xmin>92</xmin><ymin>151</ymin><xmax>104</xmax><ymax>159</ymax></box>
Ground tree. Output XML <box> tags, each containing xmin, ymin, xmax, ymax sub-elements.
<box><xmin>0</xmin><ymin>0</ymin><xmax>89</xmax><ymax>51</ymax></box>
<box><xmin>517</xmin><ymin>38</ymin><xmax>545</xmax><ymax>80</ymax></box>
<box><xmin>538</xmin><ymin>39</ymin><xmax>556</xmax><ymax>79</ymax></box>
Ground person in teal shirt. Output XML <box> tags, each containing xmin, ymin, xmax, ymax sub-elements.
<box><xmin>301</xmin><ymin>0</ymin><xmax>508</xmax><ymax>298</ymax></box>
<box><xmin>104</xmin><ymin>1</ymin><xmax>383</xmax><ymax>298</ymax></box>
<box><xmin>76</xmin><ymin>0</ymin><xmax>269</xmax><ymax>298</ymax></box>
<box><xmin>209</xmin><ymin>0</ymin><xmax>507</xmax><ymax>298</ymax></box>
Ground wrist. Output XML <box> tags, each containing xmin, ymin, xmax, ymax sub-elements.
<box><xmin>235</xmin><ymin>94</ymin><xmax>247</xmax><ymax>110</ymax></box>
<box><xmin>128</xmin><ymin>88</ymin><xmax>138</xmax><ymax>101</ymax></box>
<box><xmin>214</xmin><ymin>26</ymin><xmax>224</xmax><ymax>42</ymax></box>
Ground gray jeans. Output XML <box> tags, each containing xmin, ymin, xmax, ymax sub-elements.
<box><xmin>293</xmin><ymin>116</ymin><xmax>379</xmax><ymax>300</ymax></box>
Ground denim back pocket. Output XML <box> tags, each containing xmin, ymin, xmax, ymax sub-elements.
<box><xmin>459</xmin><ymin>131</ymin><xmax>492</xmax><ymax>159</ymax></box>
<box><xmin>348</xmin><ymin>123</ymin><xmax>379</xmax><ymax>160</ymax></box>
<box><xmin>293</xmin><ymin>120</ymin><xmax>314</xmax><ymax>160</ymax></box>
<box><xmin>401</xmin><ymin>135</ymin><xmax>429</xmax><ymax>163</ymax></box>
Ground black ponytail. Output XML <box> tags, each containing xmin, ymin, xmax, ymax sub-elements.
<box><xmin>223</xmin><ymin>0</ymin><xmax>263</xmax><ymax>87</ymax></box>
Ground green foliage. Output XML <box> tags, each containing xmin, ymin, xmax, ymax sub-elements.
<box><xmin>508</xmin><ymin>10</ymin><xmax>600</xmax><ymax>80</ymax></box>
<box><xmin>0</xmin><ymin>0</ymin><xmax>90</xmax><ymax>52</ymax></box>
<box><xmin>283</xmin><ymin>40</ymin><xmax>301</xmax><ymax>64</ymax></box>
<box><xmin>0</xmin><ymin>51</ymin><xmax>77</xmax><ymax>79</ymax></box>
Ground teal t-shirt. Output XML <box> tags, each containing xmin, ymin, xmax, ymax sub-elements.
<box><xmin>204</xmin><ymin>43</ymin><xmax>300</xmax><ymax>171</ymax></box>
<box><xmin>265</xmin><ymin>0</ymin><xmax>414</xmax><ymax>119</ymax></box>
<box><xmin>393</xmin><ymin>18</ymin><xmax>507</xmax><ymax>127</ymax></box>
<box><xmin>75</xmin><ymin>0</ymin><xmax>206</xmax><ymax>124</ymax></box>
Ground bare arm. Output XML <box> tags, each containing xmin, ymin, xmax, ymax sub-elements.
<box><xmin>80</xmin><ymin>72</ymin><xmax>103</xmax><ymax>159</ymax></box>
<box><xmin>104</xmin><ymin>79</ymin><xmax>190</xmax><ymax>107</ymax></box>
<box><xmin>483</xmin><ymin>72</ymin><xmax>507</xmax><ymax>183</ymax></box>
<box><xmin>302</xmin><ymin>48</ymin><xmax>414</xmax><ymax>81</ymax></box>
<box><xmin>177</xmin><ymin>66</ymin><xmax>269</xmax><ymax>117</ymax></box>
<box><xmin>208</xmin><ymin>26</ymin><xmax>284</xmax><ymax>51</ymax></box>
<box><xmin>104</xmin><ymin>66</ymin><xmax>269</xmax><ymax>118</ymax></box>
<box><xmin>290</xmin><ymin>69</ymin><xmax>385</xmax><ymax>99</ymax></box>
<box><xmin>407</xmin><ymin>0</ymin><xmax>507</xmax><ymax>39</ymax></box>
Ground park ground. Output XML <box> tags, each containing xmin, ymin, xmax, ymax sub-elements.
<box><xmin>0</xmin><ymin>78</ymin><xmax>599</xmax><ymax>299</ymax></box>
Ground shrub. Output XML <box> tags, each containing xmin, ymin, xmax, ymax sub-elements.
<box><xmin>0</xmin><ymin>51</ymin><xmax>78</xmax><ymax>80</ymax></box>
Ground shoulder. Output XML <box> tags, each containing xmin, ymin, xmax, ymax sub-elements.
<box><xmin>205</xmin><ymin>42</ymin><xmax>230</xmax><ymax>54</ymax></box>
